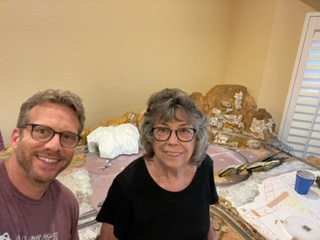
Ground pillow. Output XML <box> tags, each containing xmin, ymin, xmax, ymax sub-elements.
<box><xmin>87</xmin><ymin>123</ymin><xmax>140</xmax><ymax>159</ymax></box>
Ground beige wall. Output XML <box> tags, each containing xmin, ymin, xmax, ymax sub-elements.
<box><xmin>224</xmin><ymin>0</ymin><xmax>315</xmax><ymax>130</ymax></box>
<box><xmin>0</xmin><ymin>0</ymin><xmax>234</xmax><ymax>145</ymax></box>
<box><xmin>224</xmin><ymin>0</ymin><xmax>277</xmax><ymax>98</ymax></box>
<box><xmin>0</xmin><ymin>0</ymin><xmax>317</xmax><ymax>146</ymax></box>
<box><xmin>257</xmin><ymin>0</ymin><xmax>315</xmax><ymax>129</ymax></box>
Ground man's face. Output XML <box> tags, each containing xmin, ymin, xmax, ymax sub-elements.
<box><xmin>11</xmin><ymin>102</ymin><xmax>80</xmax><ymax>184</ymax></box>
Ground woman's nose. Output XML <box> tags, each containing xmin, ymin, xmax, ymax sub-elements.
<box><xmin>167</xmin><ymin>130</ymin><xmax>179</xmax><ymax>144</ymax></box>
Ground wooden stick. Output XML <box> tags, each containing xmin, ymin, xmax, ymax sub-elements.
<box><xmin>267</xmin><ymin>191</ymin><xmax>289</xmax><ymax>208</ymax></box>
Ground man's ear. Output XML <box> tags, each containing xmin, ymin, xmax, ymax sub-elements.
<box><xmin>11</xmin><ymin>128</ymin><xmax>21</xmax><ymax>149</ymax></box>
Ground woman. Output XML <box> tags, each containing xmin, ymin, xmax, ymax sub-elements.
<box><xmin>96</xmin><ymin>88</ymin><xmax>219</xmax><ymax>240</ymax></box>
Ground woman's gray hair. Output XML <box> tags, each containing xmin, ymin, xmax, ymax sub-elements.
<box><xmin>17</xmin><ymin>89</ymin><xmax>86</xmax><ymax>135</ymax></box>
<box><xmin>141</xmin><ymin>88</ymin><xmax>208</xmax><ymax>166</ymax></box>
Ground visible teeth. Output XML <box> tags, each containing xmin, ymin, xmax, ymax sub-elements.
<box><xmin>39</xmin><ymin>157</ymin><xmax>58</xmax><ymax>163</ymax></box>
<box><xmin>166</xmin><ymin>152</ymin><xmax>180</xmax><ymax>156</ymax></box>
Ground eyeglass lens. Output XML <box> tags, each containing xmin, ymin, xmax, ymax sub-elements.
<box><xmin>153</xmin><ymin>127</ymin><xmax>195</xmax><ymax>142</ymax></box>
<box><xmin>30</xmin><ymin>124</ymin><xmax>79</xmax><ymax>148</ymax></box>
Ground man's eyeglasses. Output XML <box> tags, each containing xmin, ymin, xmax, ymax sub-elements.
<box><xmin>152</xmin><ymin>127</ymin><xmax>196</xmax><ymax>142</ymax></box>
<box><xmin>22</xmin><ymin>123</ymin><xmax>81</xmax><ymax>148</ymax></box>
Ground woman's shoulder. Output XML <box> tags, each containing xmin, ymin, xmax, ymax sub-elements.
<box><xmin>114</xmin><ymin>156</ymin><xmax>147</xmax><ymax>184</ymax></box>
<box><xmin>199</xmin><ymin>154</ymin><xmax>213</xmax><ymax>168</ymax></box>
<box><xmin>120</xmin><ymin>156</ymin><xmax>145</xmax><ymax>174</ymax></box>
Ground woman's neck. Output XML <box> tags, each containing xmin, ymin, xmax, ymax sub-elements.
<box><xmin>145</xmin><ymin>158</ymin><xmax>197</xmax><ymax>192</ymax></box>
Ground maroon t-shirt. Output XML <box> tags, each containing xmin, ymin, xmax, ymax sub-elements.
<box><xmin>0</xmin><ymin>161</ymin><xmax>79</xmax><ymax>240</ymax></box>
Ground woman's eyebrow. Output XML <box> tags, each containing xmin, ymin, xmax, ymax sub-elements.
<box><xmin>155</xmin><ymin>122</ymin><xmax>192</xmax><ymax>128</ymax></box>
<box><xmin>154</xmin><ymin>123</ymin><xmax>169</xmax><ymax>127</ymax></box>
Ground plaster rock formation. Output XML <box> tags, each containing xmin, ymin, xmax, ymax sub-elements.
<box><xmin>233</xmin><ymin>91</ymin><xmax>243</xmax><ymax>110</ymax></box>
<box><xmin>191</xmin><ymin>84</ymin><xmax>276</xmax><ymax>148</ymax></box>
<box><xmin>190</xmin><ymin>92</ymin><xmax>210</xmax><ymax>113</ymax></box>
<box><xmin>246</xmin><ymin>139</ymin><xmax>261</xmax><ymax>149</ymax></box>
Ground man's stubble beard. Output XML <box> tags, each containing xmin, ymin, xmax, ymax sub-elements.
<box><xmin>15</xmin><ymin>143</ymin><xmax>70</xmax><ymax>184</ymax></box>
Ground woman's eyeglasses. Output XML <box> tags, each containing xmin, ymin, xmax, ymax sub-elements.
<box><xmin>152</xmin><ymin>127</ymin><xmax>196</xmax><ymax>142</ymax></box>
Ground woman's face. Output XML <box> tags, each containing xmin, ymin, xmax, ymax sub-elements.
<box><xmin>151</xmin><ymin>110</ymin><xmax>196</xmax><ymax>170</ymax></box>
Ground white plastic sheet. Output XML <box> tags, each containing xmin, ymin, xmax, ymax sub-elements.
<box><xmin>87</xmin><ymin>124</ymin><xmax>140</xmax><ymax>159</ymax></box>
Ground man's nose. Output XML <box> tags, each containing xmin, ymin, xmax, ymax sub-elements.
<box><xmin>44</xmin><ymin>133</ymin><xmax>62</xmax><ymax>151</ymax></box>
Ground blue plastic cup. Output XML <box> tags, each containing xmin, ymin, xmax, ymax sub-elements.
<box><xmin>294</xmin><ymin>170</ymin><xmax>315</xmax><ymax>195</ymax></box>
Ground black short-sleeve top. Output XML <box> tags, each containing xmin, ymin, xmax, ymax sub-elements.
<box><xmin>96</xmin><ymin>154</ymin><xmax>218</xmax><ymax>240</ymax></box>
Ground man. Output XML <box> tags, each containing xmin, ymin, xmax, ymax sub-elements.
<box><xmin>0</xmin><ymin>89</ymin><xmax>85</xmax><ymax>240</ymax></box>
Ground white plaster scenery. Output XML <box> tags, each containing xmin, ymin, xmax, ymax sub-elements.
<box><xmin>233</xmin><ymin>91</ymin><xmax>243</xmax><ymax>110</ymax></box>
<box><xmin>250</xmin><ymin>118</ymin><xmax>275</xmax><ymax>140</ymax></box>
<box><xmin>246</xmin><ymin>139</ymin><xmax>261</xmax><ymax>149</ymax></box>
<box><xmin>78</xmin><ymin>224</ymin><xmax>101</xmax><ymax>240</ymax></box>
<box><xmin>57</xmin><ymin>169</ymin><xmax>101</xmax><ymax>240</ymax></box>
<box><xmin>57</xmin><ymin>170</ymin><xmax>94</xmax><ymax>215</ymax></box>
<box><xmin>217</xmin><ymin>160</ymin><xmax>320</xmax><ymax>240</ymax></box>
<box><xmin>209</xmin><ymin>111</ymin><xmax>274</xmax><ymax>141</ymax></box>
<box><xmin>87</xmin><ymin>123</ymin><xmax>140</xmax><ymax>159</ymax></box>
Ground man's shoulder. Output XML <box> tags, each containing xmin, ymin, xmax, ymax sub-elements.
<box><xmin>0</xmin><ymin>160</ymin><xmax>11</xmax><ymax>188</ymax></box>
<box><xmin>0</xmin><ymin>160</ymin><xmax>6</xmax><ymax>175</ymax></box>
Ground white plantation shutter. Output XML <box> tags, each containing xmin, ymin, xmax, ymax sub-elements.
<box><xmin>279</xmin><ymin>13</ymin><xmax>320</xmax><ymax>159</ymax></box>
